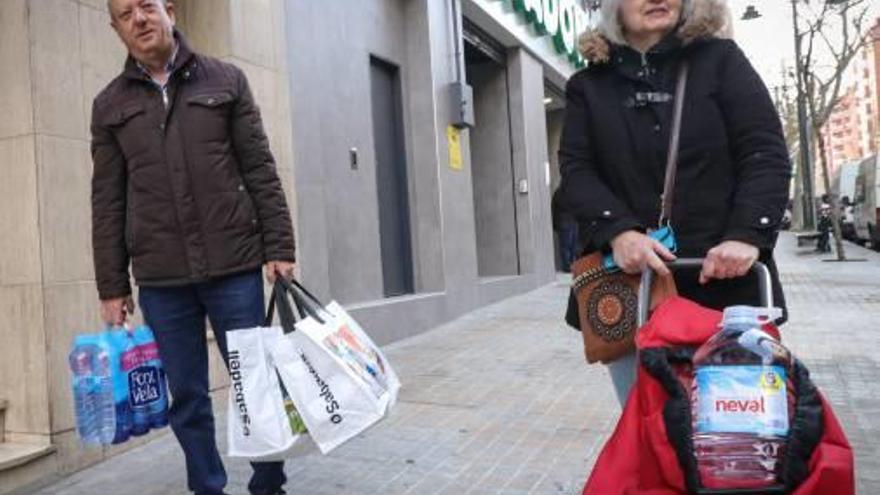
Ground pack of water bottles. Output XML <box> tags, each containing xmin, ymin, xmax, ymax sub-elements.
<box><xmin>68</xmin><ymin>325</ymin><xmax>169</xmax><ymax>446</ymax></box>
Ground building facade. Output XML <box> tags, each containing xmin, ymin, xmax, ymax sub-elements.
<box><xmin>819</xmin><ymin>17</ymin><xmax>880</xmax><ymax>184</ymax></box>
<box><xmin>0</xmin><ymin>1</ymin><xmax>590</xmax><ymax>492</ymax></box>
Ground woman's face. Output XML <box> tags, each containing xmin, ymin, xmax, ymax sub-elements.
<box><xmin>619</xmin><ymin>0</ymin><xmax>682</xmax><ymax>39</ymax></box>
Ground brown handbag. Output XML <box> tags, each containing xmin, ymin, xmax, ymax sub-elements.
<box><xmin>571</xmin><ymin>62</ymin><xmax>689</xmax><ymax>364</ymax></box>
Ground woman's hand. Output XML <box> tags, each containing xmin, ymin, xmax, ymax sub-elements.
<box><xmin>699</xmin><ymin>240</ymin><xmax>759</xmax><ymax>284</ymax></box>
<box><xmin>610</xmin><ymin>230</ymin><xmax>676</xmax><ymax>275</ymax></box>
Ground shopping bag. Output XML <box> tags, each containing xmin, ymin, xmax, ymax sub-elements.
<box><xmin>226</xmin><ymin>325</ymin><xmax>303</xmax><ymax>459</ymax></box>
<box><xmin>268</xmin><ymin>278</ymin><xmax>399</xmax><ymax>454</ymax></box>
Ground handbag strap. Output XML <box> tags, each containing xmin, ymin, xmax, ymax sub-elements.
<box><xmin>658</xmin><ymin>61</ymin><xmax>690</xmax><ymax>227</ymax></box>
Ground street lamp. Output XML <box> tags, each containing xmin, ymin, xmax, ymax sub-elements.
<box><xmin>742</xmin><ymin>1</ymin><xmax>817</xmax><ymax>230</ymax></box>
<box><xmin>741</xmin><ymin>5</ymin><xmax>762</xmax><ymax>21</ymax></box>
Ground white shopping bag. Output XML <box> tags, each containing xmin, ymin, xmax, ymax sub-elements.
<box><xmin>226</xmin><ymin>326</ymin><xmax>305</xmax><ymax>459</ymax></box>
<box><xmin>269</xmin><ymin>279</ymin><xmax>400</xmax><ymax>454</ymax></box>
<box><xmin>302</xmin><ymin>301</ymin><xmax>400</xmax><ymax>411</ymax></box>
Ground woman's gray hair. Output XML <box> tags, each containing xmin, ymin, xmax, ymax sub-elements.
<box><xmin>597</xmin><ymin>0</ymin><xmax>694</xmax><ymax>46</ymax></box>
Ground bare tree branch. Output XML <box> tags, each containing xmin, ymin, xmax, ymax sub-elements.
<box><xmin>797</xmin><ymin>0</ymin><xmax>874</xmax><ymax>259</ymax></box>
<box><xmin>800</xmin><ymin>0</ymin><xmax>872</xmax><ymax>128</ymax></box>
<box><xmin>817</xmin><ymin>23</ymin><xmax>841</xmax><ymax>60</ymax></box>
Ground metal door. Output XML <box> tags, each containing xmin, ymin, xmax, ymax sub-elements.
<box><xmin>370</xmin><ymin>57</ymin><xmax>414</xmax><ymax>296</ymax></box>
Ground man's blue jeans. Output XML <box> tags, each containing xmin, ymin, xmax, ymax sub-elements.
<box><xmin>557</xmin><ymin>224</ymin><xmax>578</xmax><ymax>272</ymax></box>
<box><xmin>139</xmin><ymin>270</ymin><xmax>286</xmax><ymax>495</ymax></box>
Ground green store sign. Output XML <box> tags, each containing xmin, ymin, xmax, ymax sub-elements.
<box><xmin>507</xmin><ymin>0</ymin><xmax>589</xmax><ymax>68</ymax></box>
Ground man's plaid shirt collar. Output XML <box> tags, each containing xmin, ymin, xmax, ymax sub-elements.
<box><xmin>136</xmin><ymin>42</ymin><xmax>180</xmax><ymax>89</ymax></box>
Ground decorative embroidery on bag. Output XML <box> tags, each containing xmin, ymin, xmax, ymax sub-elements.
<box><xmin>585</xmin><ymin>278</ymin><xmax>638</xmax><ymax>342</ymax></box>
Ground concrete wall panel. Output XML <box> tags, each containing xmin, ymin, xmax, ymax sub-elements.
<box><xmin>0</xmin><ymin>136</ymin><xmax>42</xmax><ymax>286</ymax></box>
<box><xmin>0</xmin><ymin>284</ymin><xmax>49</xmax><ymax>437</ymax></box>
<box><xmin>507</xmin><ymin>49</ymin><xmax>556</xmax><ymax>281</ymax></box>
<box><xmin>469</xmin><ymin>61</ymin><xmax>520</xmax><ymax>277</ymax></box>
<box><xmin>30</xmin><ymin>0</ymin><xmax>87</xmax><ymax>140</ymax></box>
<box><xmin>0</xmin><ymin>0</ymin><xmax>34</xmax><ymax>140</ymax></box>
<box><xmin>37</xmin><ymin>136</ymin><xmax>94</xmax><ymax>284</ymax></box>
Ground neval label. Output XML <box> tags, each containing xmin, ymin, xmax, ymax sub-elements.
<box><xmin>695</xmin><ymin>365</ymin><xmax>788</xmax><ymax>437</ymax></box>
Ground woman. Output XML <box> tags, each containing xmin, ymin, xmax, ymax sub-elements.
<box><xmin>559</xmin><ymin>0</ymin><xmax>791</xmax><ymax>403</ymax></box>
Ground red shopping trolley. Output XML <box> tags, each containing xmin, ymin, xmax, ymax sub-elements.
<box><xmin>582</xmin><ymin>259</ymin><xmax>854</xmax><ymax>495</ymax></box>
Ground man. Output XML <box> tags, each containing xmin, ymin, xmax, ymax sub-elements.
<box><xmin>816</xmin><ymin>204</ymin><xmax>833</xmax><ymax>253</ymax></box>
<box><xmin>91</xmin><ymin>1</ymin><xmax>294</xmax><ymax>494</ymax></box>
<box><xmin>551</xmin><ymin>187</ymin><xmax>579</xmax><ymax>273</ymax></box>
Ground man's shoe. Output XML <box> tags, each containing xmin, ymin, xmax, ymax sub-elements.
<box><xmin>250</xmin><ymin>490</ymin><xmax>286</xmax><ymax>495</ymax></box>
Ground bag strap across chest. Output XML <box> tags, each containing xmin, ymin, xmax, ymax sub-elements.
<box><xmin>658</xmin><ymin>61</ymin><xmax>690</xmax><ymax>227</ymax></box>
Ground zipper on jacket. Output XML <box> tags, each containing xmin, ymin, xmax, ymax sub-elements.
<box><xmin>125</xmin><ymin>187</ymin><xmax>135</xmax><ymax>254</ymax></box>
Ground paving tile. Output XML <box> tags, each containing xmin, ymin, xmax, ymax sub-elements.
<box><xmin>27</xmin><ymin>233</ymin><xmax>880</xmax><ymax>494</ymax></box>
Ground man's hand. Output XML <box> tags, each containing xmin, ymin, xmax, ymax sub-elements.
<box><xmin>699</xmin><ymin>240</ymin><xmax>759</xmax><ymax>284</ymax></box>
<box><xmin>100</xmin><ymin>296</ymin><xmax>134</xmax><ymax>327</ymax></box>
<box><xmin>265</xmin><ymin>260</ymin><xmax>296</xmax><ymax>284</ymax></box>
<box><xmin>610</xmin><ymin>230</ymin><xmax>676</xmax><ymax>276</ymax></box>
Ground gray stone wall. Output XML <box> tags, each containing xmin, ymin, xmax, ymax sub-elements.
<box><xmin>285</xmin><ymin>0</ymin><xmax>558</xmax><ymax>345</ymax></box>
<box><xmin>0</xmin><ymin>1</ymin><xmax>294</xmax><ymax>492</ymax></box>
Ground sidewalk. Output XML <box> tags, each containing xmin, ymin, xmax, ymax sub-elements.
<box><xmin>29</xmin><ymin>232</ymin><xmax>880</xmax><ymax>495</ymax></box>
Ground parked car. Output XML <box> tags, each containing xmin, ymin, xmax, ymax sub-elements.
<box><xmin>852</xmin><ymin>154</ymin><xmax>880</xmax><ymax>249</ymax></box>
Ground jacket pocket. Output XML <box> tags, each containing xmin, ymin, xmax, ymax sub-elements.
<box><xmin>186</xmin><ymin>92</ymin><xmax>235</xmax><ymax>143</ymax></box>
<box><xmin>239</xmin><ymin>190</ymin><xmax>260</xmax><ymax>233</ymax></box>
<box><xmin>105</xmin><ymin>103</ymin><xmax>146</xmax><ymax>127</ymax></box>
<box><xmin>187</xmin><ymin>92</ymin><xmax>235</xmax><ymax>108</ymax></box>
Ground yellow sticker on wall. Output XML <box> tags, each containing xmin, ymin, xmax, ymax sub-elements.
<box><xmin>447</xmin><ymin>126</ymin><xmax>463</xmax><ymax>171</ymax></box>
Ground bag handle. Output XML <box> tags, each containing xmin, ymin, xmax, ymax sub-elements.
<box><xmin>265</xmin><ymin>277</ymin><xmax>328</xmax><ymax>331</ymax></box>
<box><xmin>281</xmin><ymin>277</ymin><xmax>326</xmax><ymax>311</ymax></box>
<box><xmin>658</xmin><ymin>61</ymin><xmax>690</xmax><ymax>227</ymax></box>
<box><xmin>637</xmin><ymin>259</ymin><xmax>773</xmax><ymax>327</ymax></box>
<box><xmin>265</xmin><ymin>282</ymin><xmax>301</xmax><ymax>332</ymax></box>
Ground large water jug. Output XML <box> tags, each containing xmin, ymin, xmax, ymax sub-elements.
<box><xmin>692</xmin><ymin>305</ymin><xmax>792</xmax><ymax>489</ymax></box>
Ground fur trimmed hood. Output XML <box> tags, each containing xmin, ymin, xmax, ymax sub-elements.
<box><xmin>579</xmin><ymin>0</ymin><xmax>733</xmax><ymax>64</ymax></box>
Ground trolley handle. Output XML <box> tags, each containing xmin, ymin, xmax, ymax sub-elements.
<box><xmin>637</xmin><ymin>258</ymin><xmax>773</xmax><ymax>327</ymax></box>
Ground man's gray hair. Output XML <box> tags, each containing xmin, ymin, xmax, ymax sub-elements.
<box><xmin>107</xmin><ymin>0</ymin><xmax>168</xmax><ymax>19</ymax></box>
<box><xmin>597</xmin><ymin>0</ymin><xmax>694</xmax><ymax>46</ymax></box>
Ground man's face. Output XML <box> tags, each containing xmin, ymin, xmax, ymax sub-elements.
<box><xmin>109</xmin><ymin>0</ymin><xmax>176</xmax><ymax>61</ymax></box>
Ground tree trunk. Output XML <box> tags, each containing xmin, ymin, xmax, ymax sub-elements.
<box><xmin>812</xmin><ymin>124</ymin><xmax>847</xmax><ymax>260</ymax></box>
<box><xmin>792</xmin><ymin>150</ymin><xmax>805</xmax><ymax>231</ymax></box>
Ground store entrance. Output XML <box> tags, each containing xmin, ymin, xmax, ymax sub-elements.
<box><xmin>545</xmin><ymin>84</ymin><xmax>568</xmax><ymax>272</ymax></box>
<box><xmin>464</xmin><ymin>25</ymin><xmax>521</xmax><ymax>277</ymax></box>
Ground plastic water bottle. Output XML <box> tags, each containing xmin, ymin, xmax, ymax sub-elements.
<box><xmin>103</xmin><ymin>329</ymin><xmax>132</xmax><ymax>444</ymax></box>
<box><xmin>69</xmin><ymin>340</ymin><xmax>100</xmax><ymax>445</ymax></box>
<box><xmin>132</xmin><ymin>326</ymin><xmax>169</xmax><ymax>429</ymax></box>
<box><xmin>93</xmin><ymin>345</ymin><xmax>118</xmax><ymax>445</ymax></box>
<box><xmin>691</xmin><ymin>306</ymin><xmax>792</xmax><ymax>489</ymax></box>
<box><xmin>119</xmin><ymin>333</ymin><xmax>151</xmax><ymax>436</ymax></box>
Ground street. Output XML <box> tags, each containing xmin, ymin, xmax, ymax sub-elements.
<box><xmin>27</xmin><ymin>232</ymin><xmax>880</xmax><ymax>495</ymax></box>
